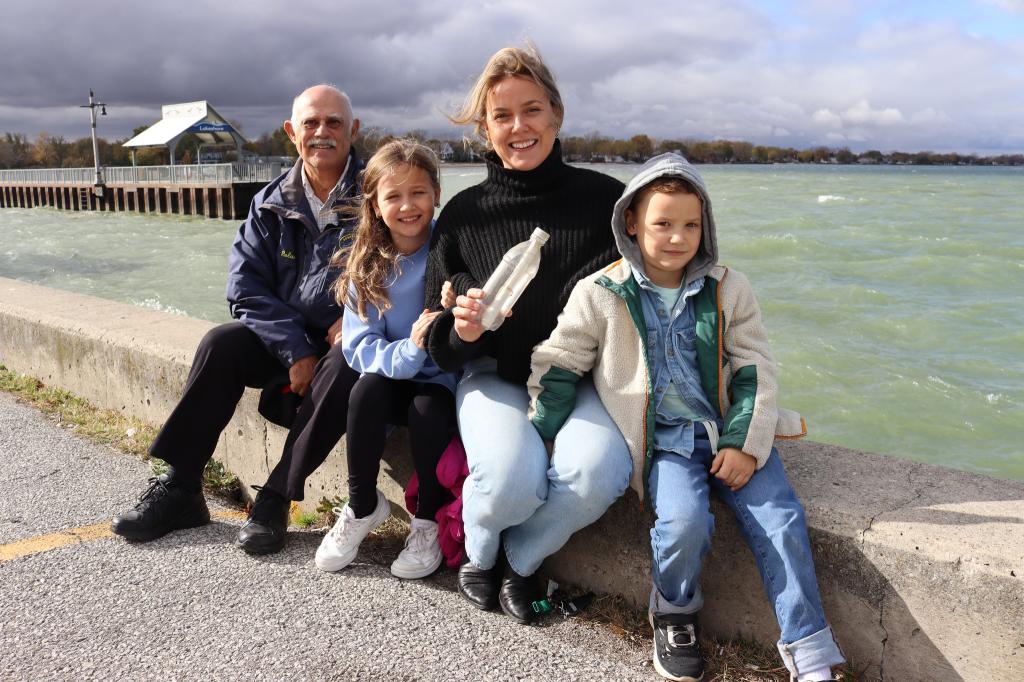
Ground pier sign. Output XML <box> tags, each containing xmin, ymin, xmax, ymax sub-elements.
<box><xmin>189</xmin><ymin>122</ymin><xmax>232</xmax><ymax>133</ymax></box>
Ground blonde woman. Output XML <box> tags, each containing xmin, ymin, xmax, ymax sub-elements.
<box><xmin>424</xmin><ymin>45</ymin><xmax>631</xmax><ymax>624</ymax></box>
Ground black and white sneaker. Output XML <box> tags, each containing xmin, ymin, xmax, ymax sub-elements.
<box><xmin>649</xmin><ymin>611</ymin><xmax>704</xmax><ymax>682</ymax></box>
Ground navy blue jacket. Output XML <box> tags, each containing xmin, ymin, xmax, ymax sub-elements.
<box><xmin>225</xmin><ymin>151</ymin><xmax>363</xmax><ymax>367</ymax></box>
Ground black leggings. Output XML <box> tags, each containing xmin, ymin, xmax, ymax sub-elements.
<box><xmin>346</xmin><ymin>374</ymin><xmax>455</xmax><ymax>520</ymax></box>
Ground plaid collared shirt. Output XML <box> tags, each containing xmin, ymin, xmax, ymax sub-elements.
<box><xmin>301</xmin><ymin>155</ymin><xmax>352</xmax><ymax>231</ymax></box>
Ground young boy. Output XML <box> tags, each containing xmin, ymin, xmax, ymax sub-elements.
<box><xmin>527</xmin><ymin>154</ymin><xmax>844</xmax><ymax>682</ymax></box>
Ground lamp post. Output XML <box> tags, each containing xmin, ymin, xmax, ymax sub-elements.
<box><xmin>79</xmin><ymin>90</ymin><xmax>107</xmax><ymax>194</ymax></box>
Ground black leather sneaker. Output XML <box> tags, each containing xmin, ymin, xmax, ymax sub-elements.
<box><xmin>457</xmin><ymin>561</ymin><xmax>499</xmax><ymax>611</ymax></box>
<box><xmin>498</xmin><ymin>566</ymin><xmax>537</xmax><ymax>625</ymax></box>
<box><xmin>650</xmin><ymin>611</ymin><xmax>704</xmax><ymax>681</ymax></box>
<box><xmin>235</xmin><ymin>485</ymin><xmax>290</xmax><ymax>555</ymax></box>
<box><xmin>111</xmin><ymin>476</ymin><xmax>210</xmax><ymax>542</ymax></box>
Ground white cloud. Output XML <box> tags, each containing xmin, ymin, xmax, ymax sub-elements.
<box><xmin>843</xmin><ymin>99</ymin><xmax>904</xmax><ymax>126</ymax></box>
<box><xmin>979</xmin><ymin>0</ymin><xmax>1024</xmax><ymax>14</ymax></box>
<box><xmin>812</xmin><ymin>109</ymin><xmax>843</xmax><ymax>128</ymax></box>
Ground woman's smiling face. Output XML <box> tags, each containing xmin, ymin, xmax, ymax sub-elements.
<box><xmin>484</xmin><ymin>76</ymin><xmax>559</xmax><ymax>171</ymax></box>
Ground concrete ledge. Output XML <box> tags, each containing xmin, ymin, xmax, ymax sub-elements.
<box><xmin>1</xmin><ymin>276</ymin><xmax>1021</xmax><ymax>681</ymax></box>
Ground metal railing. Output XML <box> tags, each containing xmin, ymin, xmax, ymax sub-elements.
<box><xmin>0</xmin><ymin>161</ymin><xmax>285</xmax><ymax>186</ymax></box>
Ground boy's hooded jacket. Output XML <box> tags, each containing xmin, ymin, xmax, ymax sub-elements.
<box><xmin>527</xmin><ymin>153</ymin><xmax>805</xmax><ymax>500</ymax></box>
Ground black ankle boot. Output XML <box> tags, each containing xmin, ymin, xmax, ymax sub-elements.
<box><xmin>498</xmin><ymin>564</ymin><xmax>537</xmax><ymax>625</ymax></box>
<box><xmin>235</xmin><ymin>485</ymin><xmax>289</xmax><ymax>555</ymax></box>
<box><xmin>457</xmin><ymin>561</ymin><xmax>499</xmax><ymax>611</ymax></box>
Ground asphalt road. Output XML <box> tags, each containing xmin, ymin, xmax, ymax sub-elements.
<box><xmin>0</xmin><ymin>392</ymin><xmax>654</xmax><ymax>681</ymax></box>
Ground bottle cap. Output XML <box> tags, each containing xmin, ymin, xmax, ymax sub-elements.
<box><xmin>530</xmin><ymin>227</ymin><xmax>550</xmax><ymax>244</ymax></box>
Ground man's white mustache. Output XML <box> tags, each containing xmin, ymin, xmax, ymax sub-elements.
<box><xmin>307</xmin><ymin>138</ymin><xmax>337</xmax><ymax>148</ymax></box>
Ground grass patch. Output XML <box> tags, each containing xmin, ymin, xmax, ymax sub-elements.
<box><xmin>0</xmin><ymin>365</ymin><xmax>158</xmax><ymax>456</ymax></box>
<box><xmin>203</xmin><ymin>458</ymin><xmax>242</xmax><ymax>504</ymax></box>
<box><xmin>291</xmin><ymin>509</ymin><xmax>320</xmax><ymax>528</ymax></box>
<box><xmin>316</xmin><ymin>496</ymin><xmax>347</xmax><ymax>523</ymax></box>
<box><xmin>0</xmin><ymin>364</ymin><xmax>240</xmax><ymax>506</ymax></box>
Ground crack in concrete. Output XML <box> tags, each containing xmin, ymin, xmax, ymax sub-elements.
<box><xmin>859</xmin><ymin>467</ymin><xmax>933</xmax><ymax>549</ymax></box>
<box><xmin>262</xmin><ymin>421</ymin><xmax>270</xmax><ymax>474</ymax></box>
<box><xmin>6</xmin><ymin>468</ymin><xmax>60</xmax><ymax>484</ymax></box>
<box><xmin>878</xmin><ymin>594</ymin><xmax>888</xmax><ymax>681</ymax></box>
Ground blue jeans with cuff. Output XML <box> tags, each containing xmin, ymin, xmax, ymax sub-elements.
<box><xmin>649</xmin><ymin>422</ymin><xmax>845</xmax><ymax>677</ymax></box>
<box><xmin>455</xmin><ymin>358</ymin><xmax>632</xmax><ymax>576</ymax></box>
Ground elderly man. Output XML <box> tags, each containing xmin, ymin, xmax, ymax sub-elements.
<box><xmin>112</xmin><ymin>84</ymin><xmax>363</xmax><ymax>554</ymax></box>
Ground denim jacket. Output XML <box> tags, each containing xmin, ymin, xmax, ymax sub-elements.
<box><xmin>634</xmin><ymin>270</ymin><xmax>717</xmax><ymax>458</ymax></box>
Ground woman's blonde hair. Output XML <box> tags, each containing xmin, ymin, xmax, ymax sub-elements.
<box><xmin>330</xmin><ymin>139</ymin><xmax>441</xmax><ymax>321</ymax></box>
<box><xmin>450</xmin><ymin>43</ymin><xmax>564</xmax><ymax>145</ymax></box>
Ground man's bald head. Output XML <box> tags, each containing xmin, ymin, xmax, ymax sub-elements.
<box><xmin>284</xmin><ymin>84</ymin><xmax>360</xmax><ymax>184</ymax></box>
<box><xmin>290</xmin><ymin>84</ymin><xmax>353</xmax><ymax>125</ymax></box>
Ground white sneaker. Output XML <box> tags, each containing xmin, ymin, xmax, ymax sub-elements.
<box><xmin>390</xmin><ymin>518</ymin><xmax>443</xmax><ymax>579</ymax></box>
<box><xmin>314</xmin><ymin>490</ymin><xmax>390</xmax><ymax>572</ymax></box>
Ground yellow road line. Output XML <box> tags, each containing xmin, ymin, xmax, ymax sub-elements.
<box><xmin>0</xmin><ymin>510</ymin><xmax>247</xmax><ymax>563</ymax></box>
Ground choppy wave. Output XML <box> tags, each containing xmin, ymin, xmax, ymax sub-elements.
<box><xmin>130</xmin><ymin>298</ymin><xmax>189</xmax><ymax>316</ymax></box>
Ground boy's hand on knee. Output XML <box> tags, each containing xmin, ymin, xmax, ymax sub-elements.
<box><xmin>710</xmin><ymin>447</ymin><xmax>756</xmax><ymax>491</ymax></box>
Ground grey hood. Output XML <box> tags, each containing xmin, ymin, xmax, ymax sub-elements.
<box><xmin>611</xmin><ymin>152</ymin><xmax>718</xmax><ymax>286</ymax></box>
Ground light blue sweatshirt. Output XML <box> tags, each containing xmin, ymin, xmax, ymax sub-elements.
<box><xmin>341</xmin><ymin>234</ymin><xmax>458</xmax><ymax>394</ymax></box>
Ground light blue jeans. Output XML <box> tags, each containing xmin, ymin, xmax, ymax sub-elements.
<box><xmin>649</xmin><ymin>422</ymin><xmax>845</xmax><ymax>677</ymax></box>
<box><xmin>456</xmin><ymin>359</ymin><xmax>632</xmax><ymax>576</ymax></box>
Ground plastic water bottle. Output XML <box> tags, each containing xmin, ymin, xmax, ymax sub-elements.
<box><xmin>479</xmin><ymin>227</ymin><xmax>550</xmax><ymax>331</ymax></box>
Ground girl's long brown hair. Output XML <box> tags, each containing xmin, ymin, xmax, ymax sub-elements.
<box><xmin>330</xmin><ymin>139</ymin><xmax>441</xmax><ymax>322</ymax></box>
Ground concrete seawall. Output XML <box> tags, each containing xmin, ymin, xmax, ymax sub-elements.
<box><xmin>1</xmin><ymin>276</ymin><xmax>1021</xmax><ymax>681</ymax></box>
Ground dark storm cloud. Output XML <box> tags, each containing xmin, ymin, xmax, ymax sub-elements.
<box><xmin>1</xmin><ymin>0</ymin><xmax>1022</xmax><ymax>153</ymax></box>
<box><xmin>0</xmin><ymin>0</ymin><xmax>773</xmax><ymax>140</ymax></box>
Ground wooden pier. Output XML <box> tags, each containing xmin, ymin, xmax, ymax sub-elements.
<box><xmin>0</xmin><ymin>162</ymin><xmax>284</xmax><ymax>221</ymax></box>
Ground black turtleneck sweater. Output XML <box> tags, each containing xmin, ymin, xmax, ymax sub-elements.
<box><xmin>425</xmin><ymin>141</ymin><xmax>625</xmax><ymax>384</ymax></box>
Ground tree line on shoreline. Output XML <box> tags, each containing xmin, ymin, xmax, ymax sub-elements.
<box><xmin>2</xmin><ymin>128</ymin><xmax>1022</xmax><ymax>169</ymax></box>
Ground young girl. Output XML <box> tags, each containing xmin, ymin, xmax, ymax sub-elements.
<box><xmin>314</xmin><ymin>139</ymin><xmax>456</xmax><ymax>580</ymax></box>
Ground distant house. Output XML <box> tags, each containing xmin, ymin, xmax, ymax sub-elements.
<box><xmin>438</xmin><ymin>142</ymin><xmax>454</xmax><ymax>162</ymax></box>
<box><xmin>857</xmin><ymin>157</ymin><xmax>880</xmax><ymax>165</ymax></box>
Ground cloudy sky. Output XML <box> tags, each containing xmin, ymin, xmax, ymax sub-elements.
<box><xmin>2</xmin><ymin>0</ymin><xmax>1023</xmax><ymax>154</ymax></box>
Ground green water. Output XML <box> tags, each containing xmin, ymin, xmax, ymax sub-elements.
<box><xmin>2</xmin><ymin>164</ymin><xmax>1022</xmax><ymax>481</ymax></box>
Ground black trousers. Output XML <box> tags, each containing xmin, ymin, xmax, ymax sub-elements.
<box><xmin>346</xmin><ymin>373</ymin><xmax>455</xmax><ymax>520</ymax></box>
<box><xmin>149</xmin><ymin>322</ymin><xmax>359</xmax><ymax>500</ymax></box>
